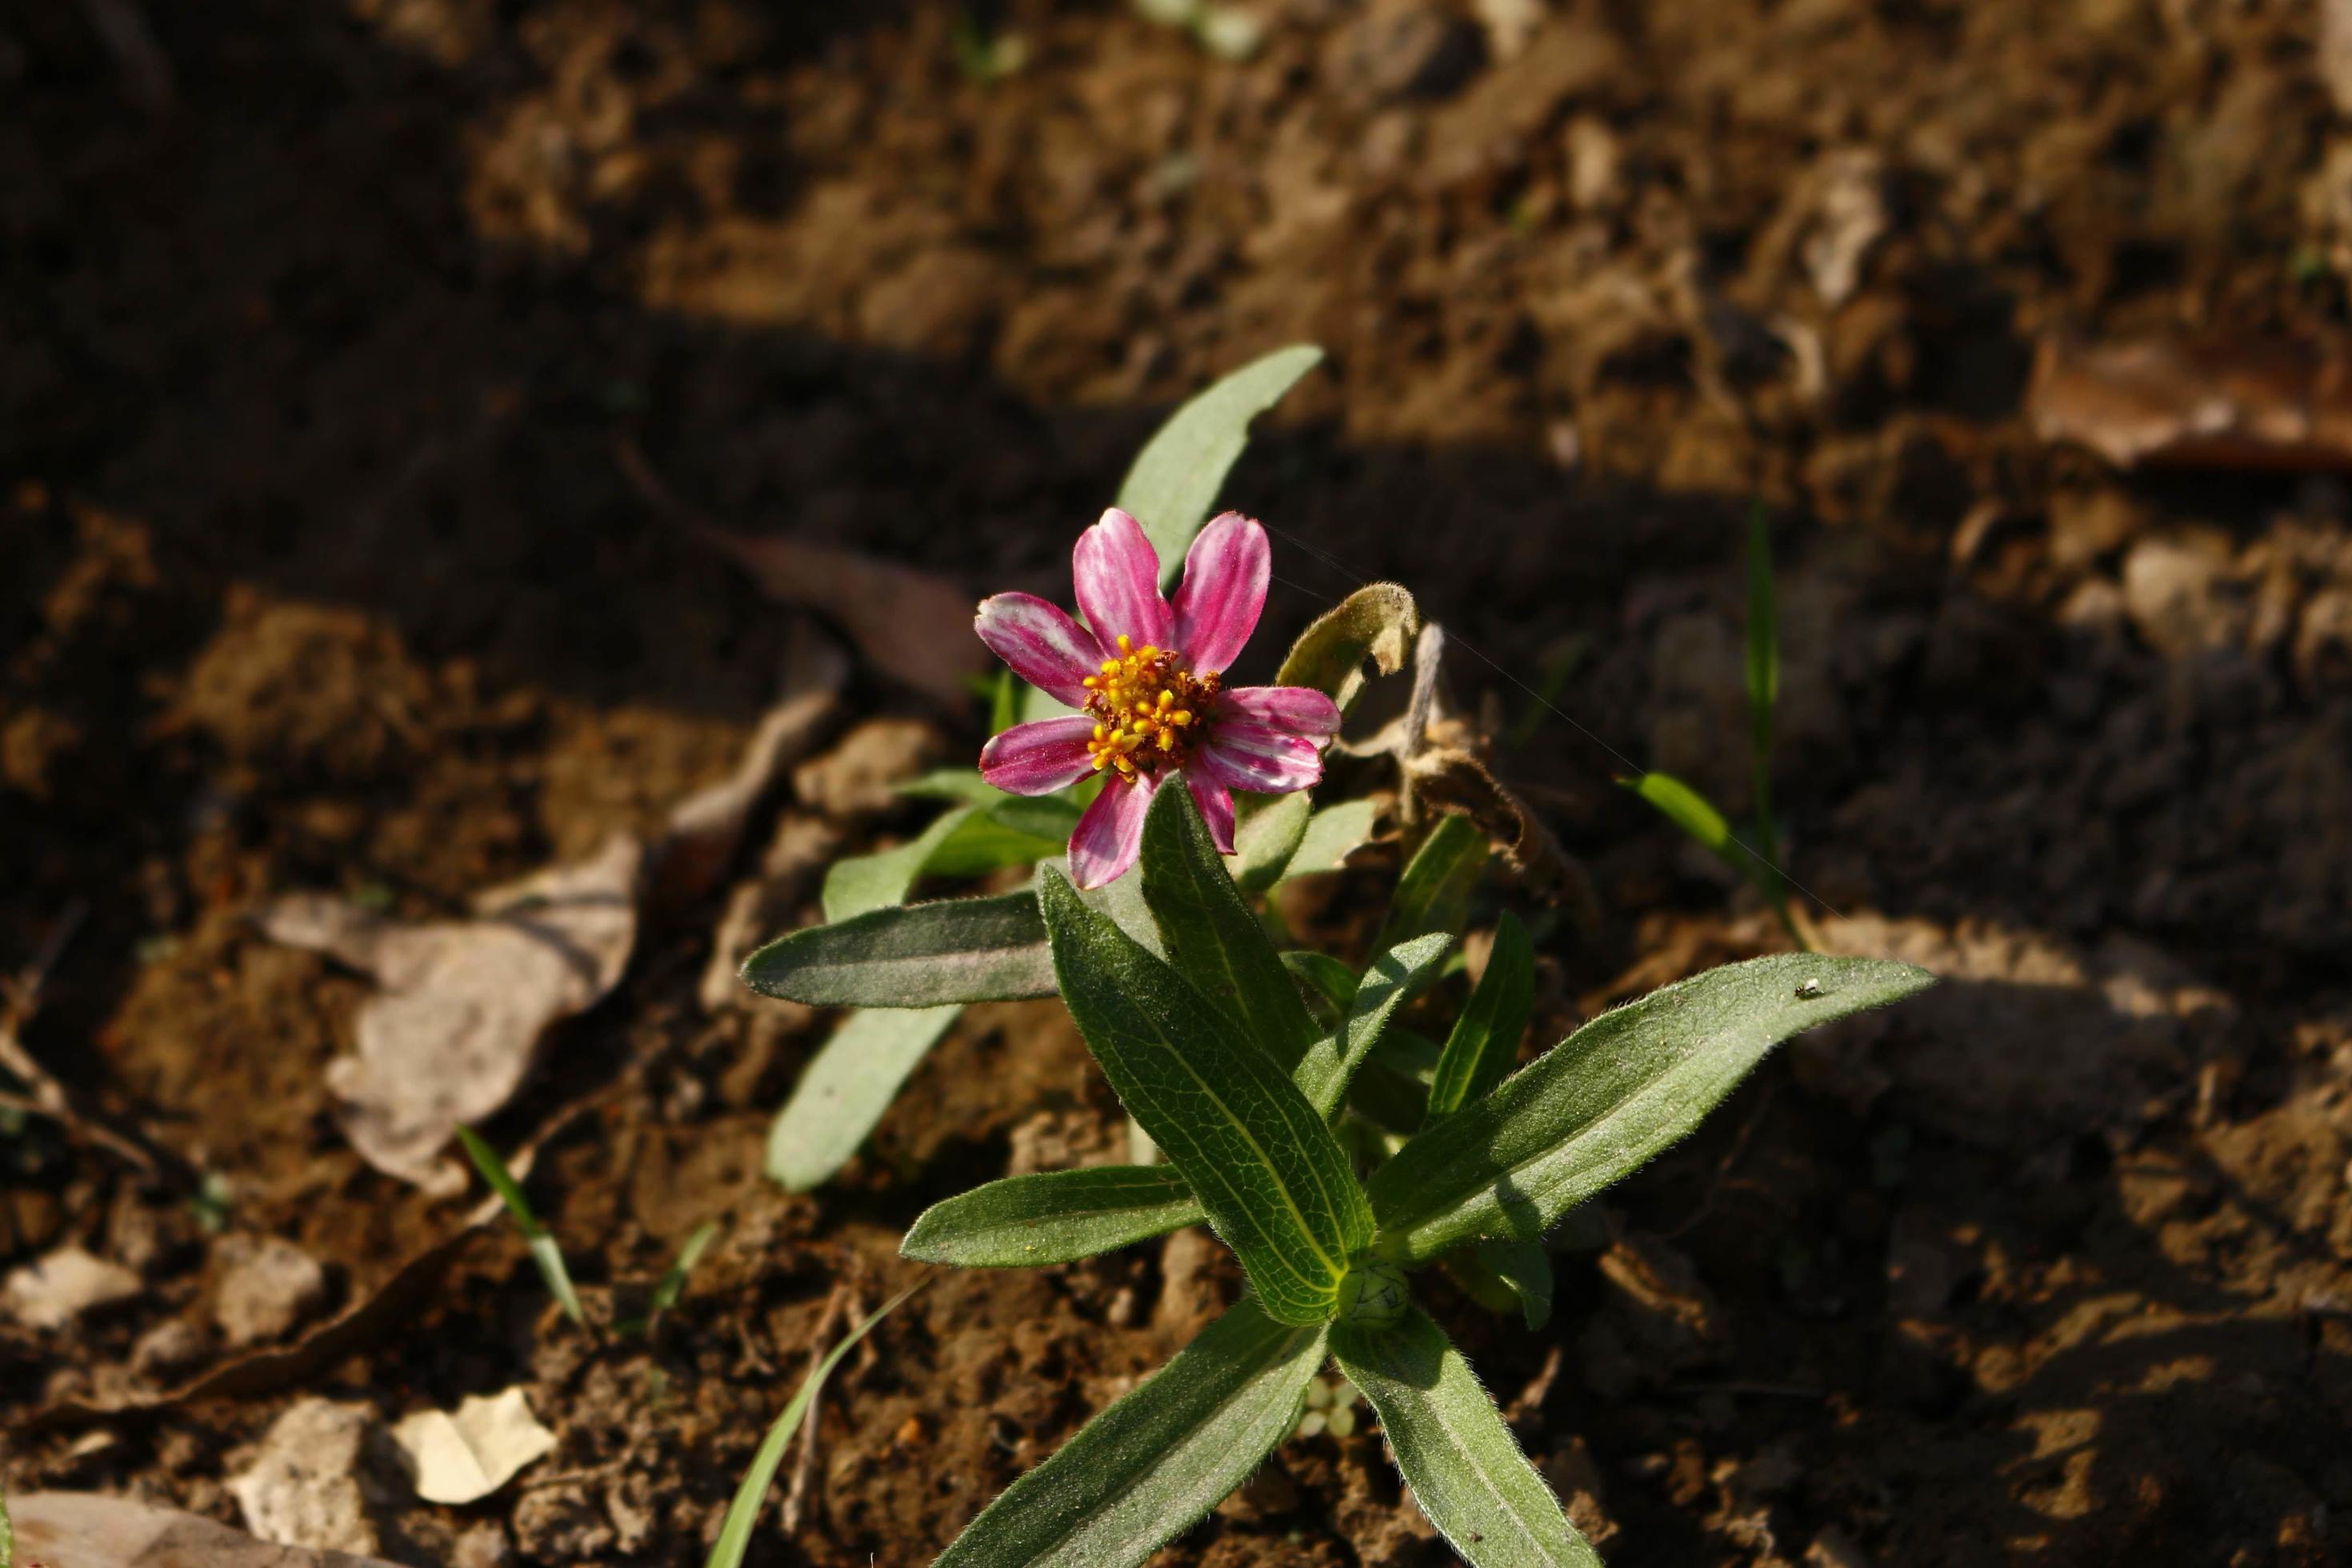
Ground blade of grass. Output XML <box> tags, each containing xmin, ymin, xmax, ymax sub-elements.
<box><xmin>705</xmin><ymin>1285</ymin><xmax>919</xmax><ymax>1568</ymax></box>
<box><xmin>457</xmin><ymin>1126</ymin><xmax>586</xmax><ymax>1328</ymax></box>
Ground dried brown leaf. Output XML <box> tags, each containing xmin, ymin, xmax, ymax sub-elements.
<box><xmin>10</xmin><ymin>1490</ymin><xmax>398</xmax><ymax>1566</ymax></box>
<box><xmin>2030</xmin><ymin>337</ymin><xmax>2352</xmax><ymax>471</ymax></box>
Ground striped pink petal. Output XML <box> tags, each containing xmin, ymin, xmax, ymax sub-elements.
<box><xmin>1215</xmin><ymin>684</ymin><xmax>1343</xmax><ymax>742</ymax></box>
<box><xmin>1069</xmin><ymin>770</ymin><xmax>1156</xmax><ymax>889</ymax></box>
<box><xmin>1186</xmin><ymin>770</ymin><xmax>1236</xmax><ymax>854</ymax></box>
<box><xmin>975</xmin><ymin>593</ymin><xmax>1106</xmax><ymax>707</ymax></box>
<box><xmin>1073</xmin><ymin>508</ymin><xmax>1174</xmax><ymax>651</ymax></box>
<box><xmin>1170</xmin><ymin>512</ymin><xmax>1269</xmax><ymax>675</ymax></box>
<box><xmin>1195</xmin><ymin>722</ymin><xmax>1326</xmax><ymax>795</ymax></box>
<box><xmin>978</xmin><ymin>717</ymin><xmax>1098</xmax><ymax>796</ymax></box>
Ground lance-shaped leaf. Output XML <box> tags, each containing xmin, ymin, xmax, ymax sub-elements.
<box><xmin>1140</xmin><ymin>785</ymin><xmax>1321</xmax><ymax>1074</ymax></box>
<box><xmin>903</xmin><ymin>1166</ymin><xmax>1203</xmax><ymax>1268</ymax></box>
<box><xmin>766</xmin><ymin>1006</ymin><xmax>961</xmax><ymax>1191</ymax></box>
<box><xmin>936</xmin><ymin>1299</ymin><xmax>1328</xmax><ymax>1568</ymax></box>
<box><xmin>1625</xmin><ymin>770</ymin><xmax>1735</xmax><ymax>860</ymax></box>
<box><xmin>1476</xmin><ymin>1238</ymin><xmax>1554</xmax><ymax>1330</ymax></box>
<box><xmin>1333</xmin><ymin>1309</ymin><xmax>1599</xmax><ymax>1568</ymax></box>
<box><xmin>1424</xmin><ymin>911</ymin><xmax>1534</xmax><ymax>1125</ymax></box>
<box><xmin>1275</xmin><ymin>582</ymin><xmax>1418</xmax><ymax>714</ymax></box>
<box><xmin>1039</xmin><ymin>870</ymin><xmax>1371</xmax><ymax>1326</ymax></box>
<box><xmin>1117</xmin><ymin>343</ymin><xmax>1326</xmax><ymax>578</ymax></box>
<box><xmin>1376</xmin><ymin>810</ymin><xmax>1488</xmax><ymax>950</ymax></box>
<box><xmin>822</xmin><ymin>801</ymin><xmax>1074</xmax><ymax>922</ymax></box>
<box><xmin>1226</xmin><ymin>790</ymin><xmax>1311</xmax><ymax>894</ymax></box>
<box><xmin>1294</xmin><ymin>933</ymin><xmax>1452</xmax><ymax>1118</ymax></box>
<box><xmin>740</xmin><ymin>891</ymin><xmax>1054</xmax><ymax>1008</ymax></box>
<box><xmin>822</xmin><ymin>806</ymin><xmax>981</xmax><ymax>922</ymax></box>
<box><xmin>1282</xmin><ymin>950</ymin><xmax>1358</xmax><ymax>1020</ymax></box>
<box><xmin>1368</xmin><ymin>954</ymin><xmax>1936</xmax><ymax>1262</ymax></box>
<box><xmin>1281</xmin><ymin>798</ymin><xmax>1378</xmax><ymax>881</ymax></box>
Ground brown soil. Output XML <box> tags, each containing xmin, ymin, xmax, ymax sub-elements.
<box><xmin>6</xmin><ymin>0</ymin><xmax>2352</xmax><ymax>1562</ymax></box>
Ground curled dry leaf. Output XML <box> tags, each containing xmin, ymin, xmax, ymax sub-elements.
<box><xmin>259</xmin><ymin>836</ymin><xmax>642</xmax><ymax>1192</ymax></box>
<box><xmin>8</xmin><ymin>1491</ymin><xmax>399</xmax><ymax>1567</ymax></box>
<box><xmin>653</xmin><ymin>626</ymin><xmax>849</xmax><ymax>907</ymax></box>
<box><xmin>2030</xmin><ymin>336</ymin><xmax>2352</xmax><ymax>471</ymax></box>
<box><xmin>390</xmin><ymin>1386</ymin><xmax>558</xmax><ymax>1504</ymax></box>
<box><xmin>618</xmin><ymin>437</ymin><xmax>984</xmax><ymax>705</ymax></box>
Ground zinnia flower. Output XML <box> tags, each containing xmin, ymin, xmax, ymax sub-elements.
<box><xmin>975</xmin><ymin>508</ymin><xmax>1342</xmax><ymax>889</ymax></box>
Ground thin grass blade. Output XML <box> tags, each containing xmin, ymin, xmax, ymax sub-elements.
<box><xmin>704</xmin><ymin>1285</ymin><xmax>918</xmax><ymax>1568</ymax></box>
<box><xmin>457</xmin><ymin>1126</ymin><xmax>585</xmax><ymax>1327</ymax></box>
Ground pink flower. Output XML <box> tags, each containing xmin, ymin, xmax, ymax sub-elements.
<box><xmin>974</xmin><ymin>508</ymin><xmax>1343</xmax><ymax>889</ymax></box>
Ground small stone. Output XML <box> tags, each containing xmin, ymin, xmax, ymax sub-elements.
<box><xmin>2122</xmin><ymin>534</ymin><xmax>2242</xmax><ymax>658</ymax></box>
<box><xmin>213</xmin><ymin>1233</ymin><xmax>330</xmax><ymax>1346</ymax></box>
<box><xmin>1154</xmin><ymin>1226</ymin><xmax>1228</xmax><ymax>1345</ymax></box>
<box><xmin>227</xmin><ymin>1397</ymin><xmax>386</xmax><ymax>1554</ymax></box>
<box><xmin>452</xmin><ymin>1521</ymin><xmax>514</xmax><ymax>1568</ymax></box>
<box><xmin>132</xmin><ymin>1317</ymin><xmax>213</xmax><ymax>1381</ymax></box>
<box><xmin>790</xmin><ymin>718</ymin><xmax>941</xmax><ymax>819</ymax></box>
<box><xmin>4</xmin><ymin>1245</ymin><xmax>142</xmax><ymax>1330</ymax></box>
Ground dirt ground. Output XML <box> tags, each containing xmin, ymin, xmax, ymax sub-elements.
<box><xmin>6</xmin><ymin>0</ymin><xmax>2352</xmax><ymax>1562</ymax></box>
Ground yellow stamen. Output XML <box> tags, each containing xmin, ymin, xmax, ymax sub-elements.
<box><xmin>1116</xmin><ymin>634</ymin><xmax>1133</xmax><ymax>652</ymax></box>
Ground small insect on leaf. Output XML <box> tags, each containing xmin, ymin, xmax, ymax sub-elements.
<box><xmin>1795</xmin><ymin>977</ymin><xmax>1823</xmax><ymax>998</ymax></box>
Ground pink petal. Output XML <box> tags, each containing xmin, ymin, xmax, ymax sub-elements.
<box><xmin>975</xmin><ymin>593</ymin><xmax>1106</xmax><ymax>706</ymax></box>
<box><xmin>1073</xmin><ymin>508</ymin><xmax>1174</xmax><ymax>651</ymax></box>
<box><xmin>1170</xmin><ymin>512</ymin><xmax>1268</xmax><ymax>674</ymax></box>
<box><xmin>1070</xmin><ymin>770</ymin><xmax>1156</xmax><ymax>889</ymax></box>
<box><xmin>1214</xmin><ymin>684</ymin><xmax>1343</xmax><ymax>742</ymax></box>
<box><xmin>979</xmin><ymin>716</ymin><xmax>1100</xmax><ymax>796</ymax></box>
<box><xmin>1196</xmin><ymin>722</ymin><xmax>1326</xmax><ymax>795</ymax></box>
<box><xmin>1186</xmin><ymin>770</ymin><xmax>1236</xmax><ymax>854</ymax></box>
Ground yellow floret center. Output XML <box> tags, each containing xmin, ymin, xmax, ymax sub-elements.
<box><xmin>1080</xmin><ymin>634</ymin><xmax>1220</xmax><ymax>778</ymax></box>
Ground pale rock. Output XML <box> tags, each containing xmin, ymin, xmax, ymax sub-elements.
<box><xmin>4</xmin><ymin>1245</ymin><xmax>142</xmax><ymax>1330</ymax></box>
<box><xmin>228</xmin><ymin>1398</ymin><xmax>386</xmax><ymax>1555</ymax></box>
<box><xmin>214</xmin><ymin>1233</ymin><xmax>330</xmax><ymax>1346</ymax></box>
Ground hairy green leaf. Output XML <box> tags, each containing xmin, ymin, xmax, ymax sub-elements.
<box><xmin>822</xmin><ymin>806</ymin><xmax>980</xmax><ymax>922</ymax></box>
<box><xmin>1227</xmin><ymin>790</ymin><xmax>1312</xmax><ymax>894</ymax></box>
<box><xmin>1282</xmin><ymin>950</ymin><xmax>1358</xmax><ymax>1019</ymax></box>
<box><xmin>936</xmin><ymin>1298</ymin><xmax>1328</xmax><ymax>1567</ymax></box>
<box><xmin>457</xmin><ymin>1126</ymin><xmax>585</xmax><ymax>1327</ymax></box>
<box><xmin>1625</xmin><ymin>770</ymin><xmax>1734</xmax><ymax>858</ymax></box>
<box><xmin>822</xmin><ymin>802</ymin><xmax>1071</xmax><ymax>922</ymax></box>
<box><xmin>1117</xmin><ymin>344</ymin><xmax>1326</xmax><ymax>578</ymax></box>
<box><xmin>1424</xmin><ymin>911</ymin><xmax>1534</xmax><ymax>1125</ymax></box>
<box><xmin>1334</xmin><ymin>1309</ymin><xmax>1598</xmax><ymax>1567</ymax></box>
<box><xmin>766</xmin><ymin>1006</ymin><xmax>961</xmax><ymax>1191</ymax></box>
<box><xmin>1274</xmin><ymin>582</ymin><xmax>1418</xmax><ymax>714</ymax></box>
<box><xmin>1369</xmin><ymin>955</ymin><xmax>1936</xmax><ymax>1262</ymax></box>
<box><xmin>903</xmin><ymin>1165</ymin><xmax>1204</xmax><ymax>1268</ymax></box>
<box><xmin>740</xmin><ymin>891</ymin><xmax>1054</xmax><ymax>1007</ymax></box>
<box><xmin>1141</xmin><ymin>785</ymin><xmax>1320</xmax><ymax>1074</ymax></box>
<box><xmin>1477</xmin><ymin>1238</ymin><xmax>1554</xmax><ymax>1330</ymax></box>
<box><xmin>1294</xmin><ymin>933</ymin><xmax>1453</xmax><ymax>1118</ymax></box>
<box><xmin>1282</xmin><ymin>798</ymin><xmax>1378</xmax><ymax>880</ymax></box>
<box><xmin>706</xmin><ymin>1286</ymin><xmax>916</xmax><ymax>1568</ymax></box>
<box><xmin>1376</xmin><ymin>811</ymin><xmax>1488</xmax><ymax>950</ymax></box>
<box><xmin>1039</xmin><ymin>870</ymin><xmax>1371</xmax><ymax>1325</ymax></box>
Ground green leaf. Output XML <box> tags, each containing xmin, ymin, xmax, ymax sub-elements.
<box><xmin>766</xmin><ymin>1006</ymin><xmax>962</xmax><ymax>1191</ymax></box>
<box><xmin>456</xmin><ymin>1126</ymin><xmax>585</xmax><ymax>1327</ymax></box>
<box><xmin>822</xmin><ymin>802</ymin><xmax>1071</xmax><ymax>922</ymax></box>
<box><xmin>1281</xmin><ymin>798</ymin><xmax>1378</xmax><ymax>880</ymax></box>
<box><xmin>1333</xmin><ymin>1309</ymin><xmax>1598</xmax><ymax>1567</ymax></box>
<box><xmin>705</xmin><ymin>1286</ymin><xmax>918</xmax><ymax>1568</ymax></box>
<box><xmin>1139</xmin><ymin>785</ymin><xmax>1321</xmax><ymax>1075</ymax></box>
<box><xmin>936</xmin><ymin>1299</ymin><xmax>1328</xmax><ymax>1567</ymax></box>
<box><xmin>741</xmin><ymin>890</ymin><xmax>1054</xmax><ymax>1007</ymax></box>
<box><xmin>2</xmin><ymin>1474</ymin><xmax>14</xmax><ymax>1568</ymax></box>
<box><xmin>1038</xmin><ymin>869</ymin><xmax>1371</xmax><ymax>1326</ymax></box>
<box><xmin>1477</xmin><ymin>1238</ymin><xmax>1554</xmax><ymax>1330</ymax></box>
<box><xmin>1116</xmin><ymin>344</ymin><xmax>1326</xmax><ymax>579</ymax></box>
<box><xmin>1294</xmin><ymin>933</ymin><xmax>1454</xmax><ymax>1118</ymax></box>
<box><xmin>903</xmin><ymin>1165</ymin><xmax>1203</xmax><ymax>1268</ymax></box>
<box><xmin>1282</xmin><ymin>950</ymin><xmax>1358</xmax><ymax>1018</ymax></box>
<box><xmin>1368</xmin><ymin>954</ymin><xmax>1938</xmax><ymax>1262</ymax></box>
<box><xmin>899</xmin><ymin>769</ymin><xmax>1012</xmax><ymax>805</ymax></box>
<box><xmin>649</xmin><ymin>1222</ymin><xmax>719</xmax><ymax>1320</ymax></box>
<box><xmin>822</xmin><ymin>806</ymin><xmax>979</xmax><ymax>922</ymax></box>
<box><xmin>1226</xmin><ymin>790</ymin><xmax>1311</xmax><ymax>894</ymax></box>
<box><xmin>1625</xmin><ymin>770</ymin><xmax>1734</xmax><ymax>858</ymax></box>
<box><xmin>1376</xmin><ymin>811</ymin><xmax>1488</xmax><ymax>950</ymax></box>
<box><xmin>1346</xmin><ymin>1059</ymin><xmax>1431</xmax><ymax>1138</ymax></box>
<box><xmin>1424</xmin><ymin>911</ymin><xmax>1534</xmax><ymax>1125</ymax></box>
<box><xmin>992</xmin><ymin>666</ymin><xmax>1024</xmax><ymax>736</ymax></box>
<box><xmin>1274</xmin><ymin>582</ymin><xmax>1419</xmax><ymax>714</ymax></box>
